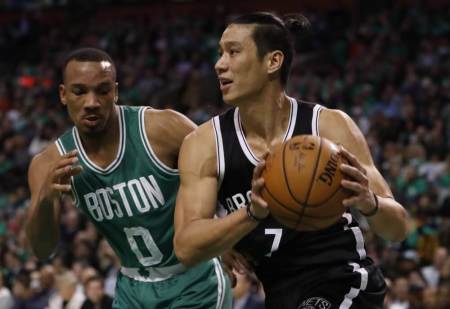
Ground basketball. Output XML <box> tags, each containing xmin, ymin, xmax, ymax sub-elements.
<box><xmin>261</xmin><ymin>135</ymin><xmax>350</xmax><ymax>231</ymax></box>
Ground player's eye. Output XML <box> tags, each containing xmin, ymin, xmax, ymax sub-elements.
<box><xmin>72</xmin><ymin>88</ymin><xmax>86</xmax><ymax>96</ymax></box>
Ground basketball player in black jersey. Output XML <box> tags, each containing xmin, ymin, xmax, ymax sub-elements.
<box><xmin>174</xmin><ymin>12</ymin><xmax>409</xmax><ymax>309</ymax></box>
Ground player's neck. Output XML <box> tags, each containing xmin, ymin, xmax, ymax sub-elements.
<box><xmin>238</xmin><ymin>85</ymin><xmax>290</xmax><ymax>142</ymax></box>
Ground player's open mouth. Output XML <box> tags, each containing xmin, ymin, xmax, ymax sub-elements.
<box><xmin>219</xmin><ymin>78</ymin><xmax>233</xmax><ymax>91</ymax></box>
<box><xmin>83</xmin><ymin>115</ymin><xmax>100</xmax><ymax>127</ymax></box>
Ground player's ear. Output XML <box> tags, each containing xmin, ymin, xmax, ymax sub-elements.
<box><xmin>59</xmin><ymin>84</ymin><xmax>67</xmax><ymax>106</ymax></box>
<box><xmin>267</xmin><ymin>50</ymin><xmax>284</xmax><ymax>75</ymax></box>
<box><xmin>114</xmin><ymin>82</ymin><xmax>119</xmax><ymax>104</ymax></box>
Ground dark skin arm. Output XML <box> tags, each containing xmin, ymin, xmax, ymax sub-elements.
<box><xmin>26</xmin><ymin>147</ymin><xmax>82</xmax><ymax>260</ymax></box>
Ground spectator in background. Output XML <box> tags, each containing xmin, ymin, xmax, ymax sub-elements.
<box><xmin>421</xmin><ymin>247</ymin><xmax>448</xmax><ymax>288</ymax></box>
<box><xmin>48</xmin><ymin>271</ymin><xmax>85</xmax><ymax>309</ymax></box>
<box><xmin>389</xmin><ymin>277</ymin><xmax>411</xmax><ymax>309</ymax></box>
<box><xmin>11</xmin><ymin>271</ymin><xmax>34</xmax><ymax>309</ymax></box>
<box><xmin>29</xmin><ymin>265</ymin><xmax>56</xmax><ymax>309</ymax></box>
<box><xmin>0</xmin><ymin>272</ymin><xmax>13</xmax><ymax>309</ymax></box>
<box><xmin>0</xmin><ymin>2</ymin><xmax>448</xmax><ymax>308</ymax></box>
<box><xmin>81</xmin><ymin>276</ymin><xmax>113</xmax><ymax>309</ymax></box>
<box><xmin>232</xmin><ymin>271</ymin><xmax>264</xmax><ymax>309</ymax></box>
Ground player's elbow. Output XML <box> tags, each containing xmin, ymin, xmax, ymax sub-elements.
<box><xmin>173</xmin><ymin>235</ymin><xmax>200</xmax><ymax>267</ymax></box>
<box><xmin>393</xmin><ymin>210</ymin><xmax>410</xmax><ymax>242</ymax></box>
<box><xmin>385</xmin><ymin>208</ymin><xmax>410</xmax><ymax>242</ymax></box>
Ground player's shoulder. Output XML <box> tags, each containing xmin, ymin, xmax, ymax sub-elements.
<box><xmin>182</xmin><ymin>119</ymin><xmax>215</xmax><ymax>149</ymax></box>
<box><xmin>29</xmin><ymin>142</ymin><xmax>60</xmax><ymax>174</ymax></box>
<box><xmin>144</xmin><ymin>107</ymin><xmax>196</xmax><ymax>137</ymax></box>
<box><xmin>319</xmin><ymin>107</ymin><xmax>362</xmax><ymax>144</ymax></box>
<box><xmin>320</xmin><ymin>108</ymin><xmax>352</xmax><ymax>131</ymax></box>
<box><xmin>179</xmin><ymin>120</ymin><xmax>216</xmax><ymax>176</ymax></box>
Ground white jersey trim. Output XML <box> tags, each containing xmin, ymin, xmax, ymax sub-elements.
<box><xmin>212</xmin><ymin>117</ymin><xmax>225</xmax><ymax>190</ymax></box>
<box><xmin>339</xmin><ymin>263</ymin><xmax>368</xmax><ymax>309</ymax></box>
<box><xmin>234</xmin><ymin>97</ymin><xmax>296</xmax><ymax>166</ymax></box>
<box><xmin>342</xmin><ymin>212</ymin><xmax>367</xmax><ymax>260</ymax></box>
<box><xmin>213</xmin><ymin>258</ymin><xmax>226</xmax><ymax>309</ymax></box>
<box><xmin>73</xmin><ymin>105</ymin><xmax>126</xmax><ymax>175</ymax></box>
<box><xmin>139</xmin><ymin>107</ymin><xmax>178</xmax><ymax>175</ymax></box>
<box><xmin>312</xmin><ymin>104</ymin><xmax>324</xmax><ymax>136</ymax></box>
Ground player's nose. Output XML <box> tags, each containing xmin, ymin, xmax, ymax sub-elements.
<box><xmin>84</xmin><ymin>92</ymin><xmax>101</xmax><ymax>108</ymax></box>
<box><xmin>215</xmin><ymin>54</ymin><xmax>228</xmax><ymax>74</ymax></box>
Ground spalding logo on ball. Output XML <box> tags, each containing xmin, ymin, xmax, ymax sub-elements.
<box><xmin>262</xmin><ymin>135</ymin><xmax>350</xmax><ymax>231</ymax></box>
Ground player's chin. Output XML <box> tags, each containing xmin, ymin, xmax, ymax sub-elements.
<box><xmin>222</xmin><ymin>94</ymin><xmax>240</xmax><ymax>107</ymax></box>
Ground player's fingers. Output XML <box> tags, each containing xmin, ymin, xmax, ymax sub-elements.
<box><xmin>60</xmin><ymin>165</ymin><xmax>83</xmax><ymax>184</ymax></box>
<box><xmin>64</xmin><ymin>149</ymin><xmax>78</xmax><ymax>157</ymax></box>
<box><xmin>55</xmin><ymin>156</ymin><xmax>79</xmax><ymax>169</ymax></box>
<box><xmin>252</xmin><ymin>178</ymin><xmax>265</xmax><ymax>191</ymax></box>
<box><xmin>340</xmin><ymin>164</ymin><xmax>367</xmax><ymax>183</ymax></box>
<box><xmin>253</xmin><ymin>161</ymin><xmax>266</xmax><ymax>179</ymax></box>
<box><xmin>341</xmin><ymin>180</ymin><xmax>365</xmax><ymax>193</ymax></box>
<box><xmin>52</xmin><ymin>165</ymin><xmax>74</xmax><ymax>181</ymax></box>
<box><xmin>67</xmin><ymin>165</ymin><xmax>83</xmax><ymax>176</ymax></box>
<box><xmin>340</xmin><ymin>147</ymin><xmax>364</xmax><ymax>170</ymax></box>
<box><xmin>51</xmin><ymin>183</ymin><xmax>72</xmax><ymax>193</ymax></box>
<box><xmin>251</xmin><ymin>194</ymin><xmax>268</xmax><ymax>209</ymax></box>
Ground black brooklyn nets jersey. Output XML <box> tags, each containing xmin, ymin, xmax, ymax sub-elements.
<box><xmin>212</xmin><ymin>98</ymin><xmax>372</xmax><ymax>292</ymax></box>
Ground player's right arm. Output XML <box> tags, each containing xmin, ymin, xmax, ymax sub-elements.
<box><xmin>26</xmin><ymin>145</ymin><xmax>81</xmax><ymax>260</ymax></box>
<box><xmin>174</xmin><ymin>122</ymin><xmax>268</xmax><ymax>267</ymax></box>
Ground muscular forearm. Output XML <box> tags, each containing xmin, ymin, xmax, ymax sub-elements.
<box><xmin>26</xmin><ymin>197</ymin><xmax>61</xmax><ymax>260</ymax></box>
<box><xmin>175</xmin><ymin>207</ymin><xmax>258</xmax><ymax>266</ymax></box>
<box><xmin>366</xmin><ymin>196</ymin><xmax>409</xmax><ymax>242</ymax></box>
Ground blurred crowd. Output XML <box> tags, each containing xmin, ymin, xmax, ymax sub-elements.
<box><xmin>0</xmin><ymin>2</ymin><xmax>449</xmax><ymax>308</ymax></box>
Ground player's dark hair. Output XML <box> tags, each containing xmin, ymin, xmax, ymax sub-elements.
<box><xmin>230</xmin><ymin>12</ymin><xmax>311</xmax><ymax>86</ymax></box>
<box><xmin>62</xmin><ymin>47</ymin><xmax>116</xmax><ymax>81</ymax></box>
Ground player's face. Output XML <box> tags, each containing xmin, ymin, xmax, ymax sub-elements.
<box><xmin>215</xmin><ymin>24</ymin><xmax>270</xmax><ymax>106</ymax></box>
<box><xmin>59</xmin><ymin>60</ymin><xmax>118</xmax><ymax>135</ymax></box>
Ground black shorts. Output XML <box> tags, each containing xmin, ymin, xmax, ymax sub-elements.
<box><xmin>264</xmin><ymin>262</ymin><xmax>386</xmax><ymax>309</ymax></box>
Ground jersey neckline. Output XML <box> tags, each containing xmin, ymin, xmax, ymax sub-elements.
<box><xmin>73</xmin><ymin>105</ymin><xmax>126</xmax><ymax>175</ymax></box>
<box><xmin>234</xmin><ymin>96</ymin><xmax>298</xmax><ymax>166</ymax></box>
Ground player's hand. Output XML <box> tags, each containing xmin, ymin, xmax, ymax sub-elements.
<box><xmin>339</xmin><ymin>147</ymin><xmax>377</xmax><ymax>215</ymax></box>
<box><xmin>250</xmin><ymin>155</ymin><xmax>269</xmax><ymax>220</ymax></box>
<box><xmin>221</xmin><ymin>249</ymin><xmax>253</xmax><ymax>287</ymax></box>
<box><xmin>40</xmin><ymin>150</ymin><xmax>83</xmax><ymax>202</ymax></box>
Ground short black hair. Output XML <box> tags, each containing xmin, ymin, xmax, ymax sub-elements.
<box><xmin>62</xmin><ymin>47</ymin><xmax>116</xmax><ymax>81</ymax></box>
<box><xmin>230</xmin><ymin>12</ymin><xmax>311</xmax><ymax>86</ymax></box>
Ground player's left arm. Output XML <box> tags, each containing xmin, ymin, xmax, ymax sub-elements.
<box><xmin>320</xmin><ymin>108</ymin><xmax>409</xmax><ymax>242</ymax></box>
<box><xmin>144</xmin><ymin>108</ymin><xmax>197</xmax><ymax>168</ymax></box>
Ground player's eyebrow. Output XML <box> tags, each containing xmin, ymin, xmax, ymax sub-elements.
<box><xmin>221</xmin><ymin>41</ymin><xmax>243</xmax><ymax>49</ymax></box>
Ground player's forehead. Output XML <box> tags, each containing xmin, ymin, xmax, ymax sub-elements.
<box><xmin>64</xmin><ymin>60</ymin><xmax>115</xmax><ymax>85</ymax></box>
<box><xmin>219</xmin><ymin>24</ymin><xmax>256</xmax><ymax>49</ymax></box>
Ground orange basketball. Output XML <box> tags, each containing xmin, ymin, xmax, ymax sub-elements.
<box><xmin>261</xmin><ymin>135</ymin><xmax>350</xmax><ymax>231</ymax></box>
